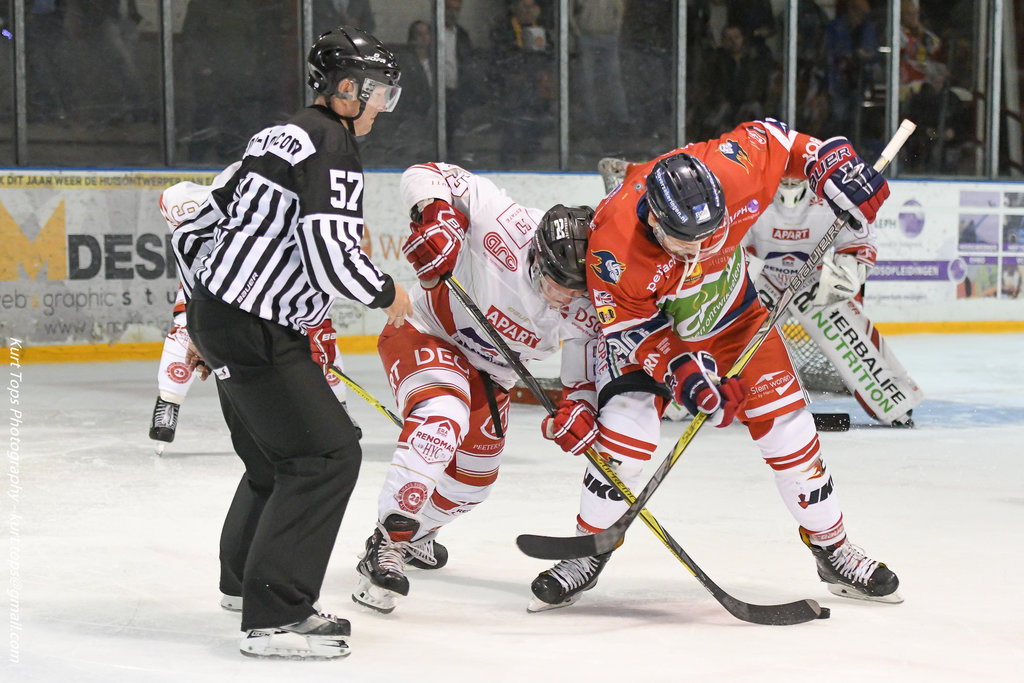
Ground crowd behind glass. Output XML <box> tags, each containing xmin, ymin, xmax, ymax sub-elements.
<box><xmin>1</xmin><ymin>0</ymin><xmax>1021</xmax><ymax>178</ymax></box>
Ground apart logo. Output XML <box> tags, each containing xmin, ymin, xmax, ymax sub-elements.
<box><xmin>396</xmin><ymin>481</ymin><xmax>429</xmax><ymax>514</ymax></box>
<box><xmin>718</xmin><ymin>139</ymin><xmax>752</xmax><ymax>172</ymax></box>
<box><xmin>772</xmin><ymin>227</ymin><xmax>810</xmax><ymax>241</ymax></box>
<box><xmin>752</xmin><ymin>370</ymin><xmax>796</xmax><ymax>396</ymax></box>
<box><xmin>166</xmin><ymin>361</ymin><xmax>192</xmax><ymax>384</ymax></box>
<box><xmin>591</xmin><ymin>250</ymin><xmax>626</xmax><ymax>284</ymax></box>
<box><xmin>483</xmin><ymin>231</ymin><xmax>518</xmax><ymax>270</ymax></box>
<box><xmin>485</xmin><ymin>305</ymin><xmax>541</xmax><ymax>348</ymax></box>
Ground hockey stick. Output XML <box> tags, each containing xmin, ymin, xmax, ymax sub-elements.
<box><xmin>444</xmin><ymin>275</ymin><xmax>826</xmax><ymax>624</ymax></box>
<box><xmin>327</xmin><ymin>364</ymin><xmax>403</xmax><ymax>428</ymax></box>
<box><xmin>516</xmin><ymin>120</ymin><xmax>917</xmax><ymax>563</ymax></box>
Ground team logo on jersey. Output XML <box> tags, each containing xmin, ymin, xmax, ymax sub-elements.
<box><xmin>483</xmin><ymin>232</ymin><xmax>518</xmax><ymax>270</ymax></box>
<box><xmin>596</xmin><ymin>305</ymin><xmax>616</xmax><ymax>324</ymax></box>
<box><xmin>166</xmin><ymin>362</ymin><xmax>192</xmax><ymax>384</ymax></box>
<box><xmin>719</xmin><ymin>139</ymin><xmax>752</xmax><ymax>172</ymax></box>
<box><xmin>772</xmin><ymin>228</ymin><xmax>810</xmax><ymax>241</ymax></box>
<box><xmin>591</xmin><ymin>250</ymin><xmax>626</xmax><ymax>284</ymax></box>
<box><xmin>395</xmin><ymin>482</ymin><xmax>429</xmax><ymax>514</ymax></box>
<box><xmin>682</xmin><ymin>262</ymin><xmax>703</xmax><ymax>284</ymax></box>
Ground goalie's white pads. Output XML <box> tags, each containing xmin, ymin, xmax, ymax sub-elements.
<box><xmin>791</xmin><ymin>298</ymin><xmax>923</xmax><ymax>425</ymax></box>
<box><xmin>597</xmin><ymin>158</ymin><xmax>628</xmax><ymax>194</ymax></box>
<box><xmin>814</xmin><ymin>251</ymin><xmax>868</xmax><ymax>307</ymax></box>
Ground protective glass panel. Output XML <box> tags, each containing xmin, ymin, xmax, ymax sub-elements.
<box><xmin>899</xmin><ymin>0</ymin><xmax>987</xmax><ymax>176</ymax></box>
<box><xmin>27</xmin><ymin>0</ymin><xmax>162</xmax><ymax>166</ymax></box>
<box><xmin>0</xmin><ymin>3</ymin><xmax>11</xmax><ymax>164</ymax></box>
<box><xmin>687</xmin><ymin>0</ymin><xmax>783</xmax><ymax>143</ymax></box>
<box><xmin>1000</xmin><ymin>0</ymin><xmax>1024</xmax><ymax>178</ymax></box>
<box><xmin>353</xmin><ymin>0</ymin><xmax>437</xmax><ymax>169</ymax></box>
<box><xmin>174</xmin><ymin>1</ymin><xmax>300</xmax><ymax>166</ymax></box>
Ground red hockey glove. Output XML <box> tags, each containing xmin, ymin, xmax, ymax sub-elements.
<box><xmin>805</xmin><ymin>136</ymin><xmax>889</xmax><ymax>229</ymax></box>
<box><xmin>402</xmin><ymin>200</ymin><xmax>468</xmax><ymax>288</ymax></box>
<box><xmin>542</xmin><ymin>399</ymin><xmax>599</xmax><ymax>456</ymax></box>
<box><xmin>308</xmin><ymin>317</ymin><xmax>338</xmax><ymax>373</ymax></box>
<box><xmin>666</xmin><ymin>351</ymin><xmax>747</xmax><ymax>428</ymax></box>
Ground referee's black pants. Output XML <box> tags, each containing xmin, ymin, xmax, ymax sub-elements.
<box><xmin>187</xmin><ymin>285</ymin><xmax>361</xmax><ymax>631</ymax></box>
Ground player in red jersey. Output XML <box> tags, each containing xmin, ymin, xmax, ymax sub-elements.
<box><xmin>529</xmin><ymin>119</ymin><xmax>903</xmax><ymax>611</ymax></box>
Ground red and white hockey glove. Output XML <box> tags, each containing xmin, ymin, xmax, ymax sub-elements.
<box><xmin>805</xmin><ymin>136</ymin><xmax>889</xmax><ymax>229</ymax></box>
<box><xmin>308</xmin><ymin>317</ymin><xmax>338</xmax><ymax>373</ymax></box>
<box><xmin>402</xmin><ymin>200</ymin><xmax>469</xmax><ymax>288</ymax></box>
<box><xmin>666</xmin><ymin>351</ymin><xmax>747</xmax><ymax>428</ymax></box>
<box><xmin>542</xmin><ymin>399</ymin><xmax>599</xmax><ymax>456</ymax></box>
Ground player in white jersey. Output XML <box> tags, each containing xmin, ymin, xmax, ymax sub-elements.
<box><xmin>742</xmin><ymin>178</ymin><xmax>923</xmax><ymax>425</ymax></box>
<box><xmin>148</xmin><ymin>163</ymin><xmax>355</xmax><ymax>453</ymax></box>
<box><xmin>352</xmin><ymin>162</ymin><xmax>601</xmax><ymax>614</ymax></box>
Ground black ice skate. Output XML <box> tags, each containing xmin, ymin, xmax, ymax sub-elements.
<box><xmin>352</xmin><ymin>515</ymin><xmax>416</xmax><ymax>614</ymax></box>
<box><xmin>801</xmin><ymin>529</ymin><xmax>902</xmax><ymax>603</ymax></box>
<box><xmin>240</xmin><ymin>611</ymin><xmax>351</xmax><ymax>659</ymax></box>
<box><xmin>405</xmin><ymin>531</ymin><xmax>448</xmax><ymax>570</ymax></box>
<box><xmin>149</xmin><ymin>397</ymin><xmax>180</xmax><ymax>453</ymax></box>
<box><xmin>528</xmin><ymin>552</ymin><xmax>612</xmax><ymax>613</ymax></box>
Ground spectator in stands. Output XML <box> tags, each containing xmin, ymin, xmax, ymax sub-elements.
<box><xmin>571</xmin><ymin>0</ymin><xmax>628</xmax><ymax>134</ymax></box>
<box><xmin>490</xmin><ymin>0</ymin><xmax>553</xmax><ymax>166</ymax></box>
<box><xmin>443</xmin><ymin>0</ymin><xmax>476</xmax><ymax>158</ymax></box>
<box><xmin>824</xmin><ymin>0</ymin><xmax>879</xmax><ymax>140</ymax></box>
<box><xmin>312</xmin><ymin>0</ymin><xmax>374</xmax><ymax>35</ymax></box>
<box><xmin>699</xmin><ymin>25</ymin><xmax>773</xmax><ymax>138</ymax></box>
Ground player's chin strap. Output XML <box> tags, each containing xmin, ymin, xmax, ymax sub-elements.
<box><xmin>441</xmin><ymin>274</ymin><xmax>823</xmax><ymax>625</ymax></box>
<box><xmin>517</xmin><ymin>119</ymin><xmax>918</xmax><ymax>583</ymax></box>
<box><xmin>330</xmin><ymin>91</ymin><xmax>364</xmax><ymax>136</ymax></box>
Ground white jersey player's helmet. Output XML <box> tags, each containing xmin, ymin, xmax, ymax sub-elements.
<box><xmin>776</xmin><ymin>177</ymin><xmax>810</xmax><ymax>209</ymax></box>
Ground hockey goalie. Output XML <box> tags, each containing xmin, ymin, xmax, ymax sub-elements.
<box><xmin>599</xmin><ymin>159</ymin><xmax>923</xmax><ymax>427</ymax></box>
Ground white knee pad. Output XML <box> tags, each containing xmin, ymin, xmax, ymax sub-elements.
<box><xmin>377</xmin><ymin>394</ymin><xmax>470</xmax><ymax>524</ymax></box>
<box><xmin>755</xmin><ymin>409</ymin><xmax>843</xmax><ymax>535</ymax></box>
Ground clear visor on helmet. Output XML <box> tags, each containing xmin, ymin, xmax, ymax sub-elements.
<box><xmin>529</xmin><ymin>256</ymin><xmax>585</xmax><ymax>310</ymax></box>
<box><xmin>360</xmin><ymin>78</ymin><xmax>402</xmax><ymax>112</ymax></box>
<box><xmin>776</xmin><ymin>177</ymin><xmax>809</xmax><ymax>209</ymax></box>
<box><xmin>650</xmin><ymin>214</ymin><xmax>730</xmax><ymax>278</ymax></box>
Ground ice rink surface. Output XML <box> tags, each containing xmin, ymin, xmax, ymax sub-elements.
<box><xmin>3</xmin><ymin>333</ymin><xmax>1023</xmax><ymax>682</ymax></box>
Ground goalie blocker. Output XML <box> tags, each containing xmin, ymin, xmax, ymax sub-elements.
<box><xmin>789</xmin><ymin>287</ymin><xmax>923</xmax><ymax>425</ymax></box>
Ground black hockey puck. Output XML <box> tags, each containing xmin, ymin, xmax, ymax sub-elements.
<box><xmin>813</xmin><ymin>413</ymin><xmax>851</xmax><ymax>432</ymax></box>
<box><xmin>817</xmin><ymin>607</ymin><xmax>831</xmax><ymax>619</ymax></box>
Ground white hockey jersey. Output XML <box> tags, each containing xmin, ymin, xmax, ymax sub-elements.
<box><xmin>400</xmin><ymin>163</ymin><xmax>600</xmax><ymax>393</ymax></box>
<box><xmin>743</xmin><ymin>192</ymin><xmax>878</xmax><ymax>295</ymax></box>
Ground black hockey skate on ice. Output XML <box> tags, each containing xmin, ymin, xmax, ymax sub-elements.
<box><xmin>149</xmin><ymin>397</ymin><xmax>179</xmax><ymax>443</ymax></box>
<box><xmin>353</xmin><ymin>515</ymin><xmax>415</xmax><ymax>614</ymax></box>
<box><xmin>240</xmin><ymin>612</ymin><xmax>351</xmax><ymax>659</ymax></box>
<box><xmin>405</xmin><ymin>532</ymin><xmax>448</xmax><ymax>570</ymax></box>
<box><xmin>801</xmin><ymin>529</ymin><xmax>902</xmax><ymax>603</ymax></box>
<box><xmin>528</xmin><ymin>552</ymin><xmax>612</xmax><ymax>612</ymax></box>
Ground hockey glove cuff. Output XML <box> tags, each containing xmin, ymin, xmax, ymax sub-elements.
<box><xmin>308</xmin><ymin>317</ymin><xmax>338</xmax><ymax>372</ymax></box>
<box><xmin>805</xmin><ymin>137</ymin><xmax>889</xmax><ymax>229</ymax></box>
<box><xmin>543</xmin><ymin>399</ymin><xmax>599</xmax><ymax>456</ymax></box>
<box><xmin>666</xmin><ymin>351</ymin><xmax>747</xmax><ymax>428</ymax></box>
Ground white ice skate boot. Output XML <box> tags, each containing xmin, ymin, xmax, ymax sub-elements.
<box><xmin>240</xmin><ymin>612</ymin><xmax>350</xmax><ymax>659</ymax></box>
<box><xmin>801</xmin><ymin>528</ymin><xmax>902</xmax><ymax>603</ymax></box>
<box><xmin>598</xmin><ymin>157</ymin><xmax>628</xmax><ymax>194</ymax></box>
<box><xmin>528</xmin><ymin>552</ymin><xmax>612</xmax><ymax>612</ymax></box>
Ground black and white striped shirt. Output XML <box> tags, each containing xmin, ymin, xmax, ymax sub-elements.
<box><xmin>170</xmin><ymin>105</ymin><xmax>395</xmax><ymax>332</ymax></box>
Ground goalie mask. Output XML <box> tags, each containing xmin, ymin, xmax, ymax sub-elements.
<box><xmin>642</xmin><ymin>153</ymin><xmax>730</xmax><ymax>276</ymax></box>
<box><xmin>530</xmin><ymin>204</ymin><xmax>594</xmax><ymax>308</ymax></box>
<box><xmin>307</xmin><ymin>26</ymin><xmax>402</xmax><ymax>127</ymax></box>
<box><xmin>776</xmin><ymin>177</ymin><xmax>809</xmax><ymax>209</ymax></box>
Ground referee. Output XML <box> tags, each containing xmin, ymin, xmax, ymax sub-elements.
<box><xmin>174</xmin><ymin>27</ymin><xmax>411</xmax><ymax>659</ymax></box>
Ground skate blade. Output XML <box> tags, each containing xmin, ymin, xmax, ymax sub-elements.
<box><xmin>154</xmin><ymin>442</ymin><xmax>166</xmax><ymax>456</ymax></box>
<box><xmin>827</xmin><ymin>583</ymin><xmax>904</xmax><ymax>604</ymax></box>
<box><xmin>526</xmin><ymin>593</ymin><xmax>583</xmax><ymax>613</ymax></box>
<box><xmin>351</xmin><ymin>577</ymin><xmax>401</xmax><ymax>614</ymax></box>
<box><xmin>240</xmin><ymin>631</ymin><xmax>350</xmax><ymax>659</ymax></box>
<box><xmin>220</xmin><ymin>594</ymin><xmax>242</xmax><ymax>612</ymax></box>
